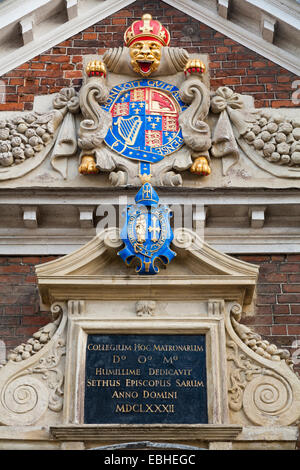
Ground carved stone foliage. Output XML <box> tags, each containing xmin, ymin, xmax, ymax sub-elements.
<box><xmin>0</xmin><ymin>303</ymin><xmax>67</xmax><ymax>426</ymax></box>
<box><xmin>0</xmin><ymin>87</ymin><xmax>79</xmax><ymax>180</ymax></box>
<box><xmin>7</xmin><ymin>319</ymin><xmax>59</xmax><ymax>363</ymax></box>
<box><xmin>230</xmin><ymin>304</ymin><xmax>294</xmax><ymax>368</ymax></box>
<box><xmin>211</xmin><ymin>86</ymin><xmax>300</xmax><ymax>178</ymax></box>
<box><xmin>136</xmin><ymin>300</ymin><xmax>156</xmax><ymax>317</ymax></box>
<box><xmin>226</xmin><ymin>303</ymin><xmax>300</xmax><ymax>426</ymax></box>
<box><xmin>243</xmin><ymin>112</ymin><xmax>300</xmax><ymax>167</ymax></box>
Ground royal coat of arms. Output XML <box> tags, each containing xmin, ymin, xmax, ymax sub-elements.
<box><xmin>77</xmin><ymin>13</ymin><xmax>212</xmax><ymax>187</ymax></box>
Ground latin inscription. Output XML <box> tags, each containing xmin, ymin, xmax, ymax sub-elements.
<box><xmin>84</xmin><ymin>334</ymin><xmax>208</xmax><ymax>424</ymax></box>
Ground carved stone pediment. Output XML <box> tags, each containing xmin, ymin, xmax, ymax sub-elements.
<box><xmin>35</xmin><ymin>228</ymin><xmax>258</xmax><ymax>307</ymax></box>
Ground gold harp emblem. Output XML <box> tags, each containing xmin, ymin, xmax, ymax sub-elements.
<box><xmin>116</xmin><ymin>115</ymin><xmax>142</xmax><ymax>147</ymax></box>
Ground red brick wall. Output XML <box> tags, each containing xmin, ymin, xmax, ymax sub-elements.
<box><xmin>0</xmin><ymin>254</ymin><xmax>299</xmax><ymax>376</ymax></box>
<box><xmin>237</xmin><ymin>254</ymin><xmax>300</xmax><ymax>376</ymax></box>
<box><xmin>0</xmin><ymin>0</ymin><xmax>299</xmax><ymax>112</ymax></box>
<box><xmin>0</xmin><ymin>256</ymin><xmax>56</xmax><ymax>351</ymax></box>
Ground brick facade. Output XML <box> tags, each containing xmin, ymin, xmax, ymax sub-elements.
<box><xmin>0</xmin><ymin>0</ymin><xmax>299</xmax><ymax>112</ymax></box>
<box><xmin>0</xmin><ymin>256</ymin><xmax>55</xmax><ymax>350</ymax></box>
<box><xmin>237</xmin><ymin>254</ymin><xmax>300</xmax><ymax>376</ymax></box>
<box><xmin>0</xmin><ymin>0</ymin><xmax>299</xmax><ymax>406</ymax></box>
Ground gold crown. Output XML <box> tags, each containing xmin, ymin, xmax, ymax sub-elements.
<box><xmin>139</xmin><ymin>173</ymin><xmax>152</xmax><ymax>184</ymax></box>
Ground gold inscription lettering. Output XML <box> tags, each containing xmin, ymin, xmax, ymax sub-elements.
<box><xmin>176</xmin><ymin>379</ymin><xmax>204</xmax><ymax>387</ymax></box>
<box><xmin>142</xmin><ymin>390</ymin><xmax>177</xmax><ymax>399</ymax></box>
<box><xmin>112</xmin><ymin>391</ymin><xmax>138</xmax><ymax>399</ymax></box>
<box><xmin>148</xmin><ymin>368</ymin><xmax>192</xmax><ymax>376</ymax></box>
<box><xmin>115</xmin><ymin>403</ymin><xmax>175</xmax><ymax>413</ymax></box>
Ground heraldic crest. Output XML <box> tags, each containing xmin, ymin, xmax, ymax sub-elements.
<box><xmin>118</xmin><ymin>178</ymin><xmax>176</xmax><ymax>275</ymax></box>
<box><xmin>77</xmin><ymin>13</ymin><xmax>211</xmax><ymax>273</ymax></box>
<box><xmin>78</xmin><ymin>13</ymin><xmax>212</xmax><ymax>187</ymax></box>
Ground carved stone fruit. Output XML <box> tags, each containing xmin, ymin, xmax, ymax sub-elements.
<box><xmin>0</xmin><ymin>152</ymin><xmax>14</xmax><ymax>166</ymax></box>
<box><xmin>277</xmin><ymin>142</ymin><xmax>290</xmax><ymax>154</ymax></box>
<box><xmin>0</xmin><ymin>128</ymin><xmax>10</xmax><ymax>139</ymax></box>
<box><xmin>261</xmin><ymin>131</ymin><xmax>271</xmax><ymax>142</ymax></box>
<box><xmin>263</xmin><ymin>143</ymin><xmax>275</xmax><ymax>157</ymax></box>
<box><xmin>254</xmin><ymin>138</ymin><xmax>264</xmax><ymax>150</ymax></box>
<box><xmin>291</xmin><ymin>152</ymin><xmax>300</xmax><ymax>164</ymax></box>
<box><xmin>292</xmin><ymin>128</ymin><xmax>300</xmax><ymax>140</ymax></box>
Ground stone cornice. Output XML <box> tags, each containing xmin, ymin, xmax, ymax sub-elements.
<box><xmin>0</xmin><ymin>0</ymin><xmax>134</xmax><ymax>76</ymax></box>
<box><xmin>0</xmin><ymin>188</ymin><xmax>299</xmax><ymax>255</ymax></box>
<box><xmin>50</xmin><ymin>424</ymin><xmax>243</xmax><ymax>441</ymax></box>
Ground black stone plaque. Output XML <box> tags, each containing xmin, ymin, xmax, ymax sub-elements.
<box><xmin>84</xmin><ymin>334</ymin><xmax>208</xmax><ymax>424</ymax></box>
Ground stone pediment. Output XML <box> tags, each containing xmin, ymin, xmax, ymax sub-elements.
<box><xmin>36</xmin><ymin>227</ymin><xmax>258</xmax><ymax>307</ymax></box>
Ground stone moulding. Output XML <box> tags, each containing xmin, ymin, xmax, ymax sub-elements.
<box><xmin>49</xmin><ymin>424</ymin><xmax>243</xmax><ymax>442</ymax></box>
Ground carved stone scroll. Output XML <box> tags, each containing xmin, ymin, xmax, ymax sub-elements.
<box><xmin>226</xmin><ymin>302</ymin><xmax>300</xmax><ymax>426</ymax></box>
<box><xmin>78</xmin><ymin>76</ymin><xmax>113</xmax><ymax>172</ymax></box>
<box><xmin>0</xmin><ymin>303</ymin><xmax>67</xmax><ymax>426</ymax></box>
<box><xmin>179</xmin><ymin>77</ymin><xmax>211</xmax><ymax>158</ymax></box>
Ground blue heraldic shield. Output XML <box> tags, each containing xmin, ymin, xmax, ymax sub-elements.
<box><xmin>102</xmin><ymin>79</ymin><xmax>187</xmax><ymax>164</ymax></box>
<box><xmin>118</xmin><ymin>182</ymin><xmax>176</xmax><ymax>275</ymax></box>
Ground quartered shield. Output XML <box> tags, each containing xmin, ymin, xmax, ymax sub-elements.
<box><xmin>102</xmin><ymin>79</ymin><xmax>187</xmax><ymax>164</ymax></box>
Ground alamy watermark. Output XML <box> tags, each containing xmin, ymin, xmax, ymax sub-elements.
<box><xmin>95</xmin><ymin>199</ymin><xmax>205</xmax><ymax>241</ymax></box>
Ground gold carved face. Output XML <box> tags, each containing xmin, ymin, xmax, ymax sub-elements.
<box><xmin>129</xmin><ymin>40</ymin><xmax>162</xmax><ymax>77</ymax></box>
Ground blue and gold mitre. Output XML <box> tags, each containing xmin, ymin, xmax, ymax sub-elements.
<box><xmin>134</xmin><ymin>182</ymin><xmax>159</xmax><ymax>206</ymax></box>
<box><xmin>118</xmin><ymin>181</ymin><xmax>176</xmax><ymax>275</ymax></box>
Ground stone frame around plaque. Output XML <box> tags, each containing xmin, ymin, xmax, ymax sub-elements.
<box><xmin>63</xmin><ymin>314</ymin><xmax>229</xmax><ymax>427</ymax></box>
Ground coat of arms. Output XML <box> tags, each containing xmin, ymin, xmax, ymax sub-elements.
<box><xmin>118</xmin><ymin>181</ymin><xmax>176</xmax><ymax>274</ymax></box>
<box><xmin>78</xmin><ymin>13</ymin><xmax>212</xmax><ymax>187</ymax></box>
<box><xmin>77</xmin><ymin>13</ymin><xmax>212</xmax><ymax>273</ymax></box>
